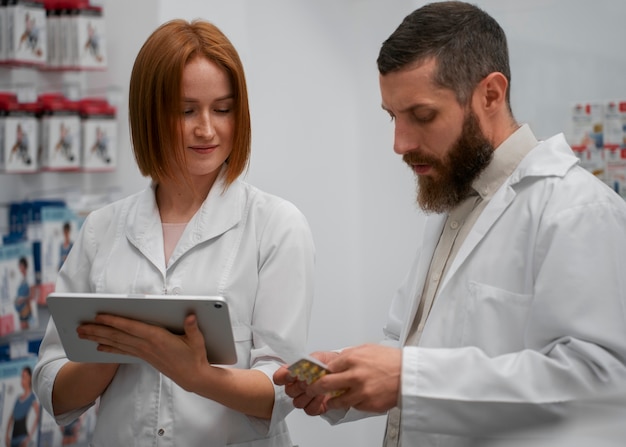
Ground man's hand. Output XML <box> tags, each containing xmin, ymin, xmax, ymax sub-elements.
<box><xmin>306</xmin><ymin>344</ymin><xmax>402</xmax><ymax>413</ymax></box>
<box><xmin>273</xmin><ymin>351</ymin><xmax>339</xmax><ymax>415</ymax></box>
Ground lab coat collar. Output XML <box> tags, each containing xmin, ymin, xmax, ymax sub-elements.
<box><xmin>125</xmin><ymin>166</ymin><xmax>245</xmax><ymax>270</ymax></box>
<box><xmin>510</xmin><ymin>132</ymin><xmax>580</xmax><ymax>184</ymax></box>
<box><xmin>429</xmin><ymin>130</ymin><xmax>579</xmax><ymax>294</ymax></box>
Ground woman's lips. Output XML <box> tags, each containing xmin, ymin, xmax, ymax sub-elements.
<box><xmin>190</xmin><ymin>145</ymin><xmax>217</xmax><ymax>153</ymax></box>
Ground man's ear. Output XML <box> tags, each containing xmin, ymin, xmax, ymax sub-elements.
<box><xmin>472</xmin><ymin>72</ymin><xmax>508</xmax><ymax>114</ymax></box>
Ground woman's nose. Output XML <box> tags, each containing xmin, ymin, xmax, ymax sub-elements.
<box><xmin>195</xmin><ymin>112</ymin><xmax>215</xmax><ymax>138</ymax></box>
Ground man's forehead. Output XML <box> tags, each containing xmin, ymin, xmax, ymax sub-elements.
<box><xmin>379</xmin><ymin>65</ymin><xmax>454</xmax><ymax>113</ymax></box>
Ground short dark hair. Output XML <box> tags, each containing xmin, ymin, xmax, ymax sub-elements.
<box><xmin>377</xmin><ymin>1</ymin><xmax>511</xmax><ymax>109</ymax></box>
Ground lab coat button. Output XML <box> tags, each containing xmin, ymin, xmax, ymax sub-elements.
<box><xmin>171</xmin><ymin>286</ymin><xmax>182</xmax><ymax>295</ymax></box>
<box><xmin>450</xmin><ymin>220</ymin><xmax>459</xmax><ymax>229</ymax></box>
<box><xmin>158</xmin><ymin>428</ymin><xmax>165</xmax><ymax>436</ymax></box>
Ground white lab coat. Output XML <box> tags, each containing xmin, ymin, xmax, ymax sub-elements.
<box><xmin>329</xmin><ymin>133</ymin><xmax>626</xmax><ymax>446</ymax></box>
<box><xmin>33</xmin><ymin>172</ymin><xmax>315</xmax><ymax>447</ymax></box>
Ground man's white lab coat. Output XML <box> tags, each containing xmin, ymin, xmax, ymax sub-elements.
<box><xmin>331</xmin><ymin>133</ymin><xmax>626</xmax><ymax>446</ymax></box>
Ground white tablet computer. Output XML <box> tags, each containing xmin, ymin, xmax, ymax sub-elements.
<box><xmin>46</xmin><ymin>292</ymin><xmax>237</xmax><ymax>365</ymax></box>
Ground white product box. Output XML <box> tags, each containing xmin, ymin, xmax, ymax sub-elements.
<box><xmin>74</xmin><ymin>6</ymin><xmax>106</xmax><ymax>70</ymax></box>
<box><xmin>40</xmin><ymin>96</ymin><xmax>81</xmax><ymax>171</ymax></box>
<box><xmin>0</xmin><ymin>356</ymin><xmax>40</xmax><ymax>447</ymax></box>
<box><xmin>4</xmin><ymin>0</ymin><xmax>47</xmax><ymax>67</ymax></box>
<box><xmin>570</xmin><ymin>102</ymin><xmax>605</xmax><ymax>180</ymax></box>
<box><xmin>0</xmin><ymin>241</ymin><xmax>37</xmax><ymax>336</ymax></box>
<box><xmin>30</xmin><ymin>204</ymin><xmax>82</xmax><ymax>304</ymax></box>
<box><xmin>605</xmin><ymin>147</ymin><xmax>626</xmax><ymax>200</ymax></box>
<box><xmin>604</xmin><ymin>100</ymin><xmax>626</xmax><ymax>149</ymax></box>
<box><xmin>80</xmin><ymin>98</ymin><xmax>116</xmax><ymax>171</ymax></box>
<box><xmin>0</xmin><ymin>102</ymin><xmax>39</xmax><ymax>174</ymax></box>
<box><xmin>0</xmin><ymin>4</ymin><xmax>6</xmax><ymax>62</ymax></box>
<box><xmin>45</xmin><ymin>8</ymin><xmax>62</xmax><ymax>69</ymax></box>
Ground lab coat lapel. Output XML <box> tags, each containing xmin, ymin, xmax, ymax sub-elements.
<box><xmin>124</xmin><ymin>171</ymin><xmax>245</xmax><ymax>271</ymax></box>
<box><xmin>439</xmin><ymin>185</ymin><xmax>516</xmax><ymax>293</ymax></box>
<box><xmin>173</xmin><ymin>178</ymin><xmax>244</xmax><ymax>255</ymax></box>
<box><xmin>400</xmin><ymin>213</ymin><xmax>447</xmax><ymax>344</ymax></box>
<box><xmin>438</xmin><ymin>133</ymin><xmax>579</xmax><ymax>292</ymax></box>
<box><xmin>125</xmin><ymin>185</ymin><xmax>165</xmax><ymax>272</ymax></box>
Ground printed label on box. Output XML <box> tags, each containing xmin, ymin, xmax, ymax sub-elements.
<box><xmin>0</xmin><ymin>356</ymin><xmax>40</xmax><ymax>447</ymax></box>
<box><xmin>2</xmin><ymin>115</ymin><xmax>38</xmax><ymax>173</ymax></box>
<box><xmin>0</xmin><ymin>242</ymin><xmax>37</xmax><ymax>336</ymax></box>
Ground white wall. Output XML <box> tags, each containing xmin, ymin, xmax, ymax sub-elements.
<box><xmin>1</xmin><ymin>1</ymin><xmax>625</xmax><ymax>446</ymax></box>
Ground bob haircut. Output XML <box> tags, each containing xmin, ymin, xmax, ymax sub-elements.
<box><xmin>129</xmin><ymin>19</ymin><xmax>251</xmax><ymax>189</ymax></box>
<box><xmin>377</xmin><ymin>1</ymin><xmax>512</xmax><ymax>113</ymax></box>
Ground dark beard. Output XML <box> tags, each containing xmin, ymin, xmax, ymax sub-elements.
<box><xmin>404</xmin><ymin>111</ymin><xmax>494</xmax><ymax>214</ymax></box>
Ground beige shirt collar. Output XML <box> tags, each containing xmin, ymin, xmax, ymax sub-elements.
<box><xmin>472</xmin><ymin>124</ymin><xmax>539</xmax><ymax>200</ymax></box>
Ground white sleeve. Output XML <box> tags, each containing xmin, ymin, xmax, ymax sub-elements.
<box><xmin>246</xmin><ymin>200</ymin><xmax>316</xmax><ymax>434</ymax></box>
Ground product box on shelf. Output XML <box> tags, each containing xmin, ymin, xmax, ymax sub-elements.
<box><xmin>44</xmin><ymin>4</ymin><xmax>61</xmax><ymax>69</ymax></box>
<box><xmin>569</xmin><ymin>102</ymin><xmax>605</xmax><ymax>180</ymax></box>
<box><xmin>39</xmin><ymin>93</ymin><xmax>81</xmax><ymax>171</ymax></box>
<box><xmin>604</xmin><ymin>100</ymin><xmax>626</xmax><ymax>149</ymax></box>
<box><xmin>0</xmin><ymin>321</ymin><xmax>99</xmax><ymax>447</ymax></box>
<box><xmin>79</xmin><ymin>97</ymin><xmax>116</xmax><ymax>171</ymax></box>
<box><xmin>0</xmin><ymin>97</ymin><xmax>40</xmax><ymax>174</ymax></box>
<box><xmin>0</xmin><ymin>355</ymin><xmax>40</xmax><ymax>447</ymax></box>
<box><xmin>28</xmin><ymin>201</ymin><xmax>82</xmax><ymax>304</ymax></box>
<box><xmin>7</xmin><ymin>201</ymin><xmax>32</xmax><ymax>242</ymax></box>
<box><xmin>0</xmin><ymin>93</ymin><xmax>19</xmax><ymax>173</ymax></box>
<box><xmin>74</xmin><ymin>4</ymin><xmax>106</xmax><ymax>70</ymax></box>
<box><xmin>0</xmin><ymin>5</ymin><xmax>5</xmax><ymax>62</ymax></box>
<box><xmin>569</xmin><ymin>99</ymin><xmax>626</xmax><ymax>201</ymax></box>
<box><xmin>0</xmin><ymin>241</ymin><xmax>38</xmax><ymax>337</ymax></box>
<box><xmin>3</xmin><ymin>0</ymin><xmax>48</xmax><ymax>67</ymax></box>
<box><xmin>43</xmin><ymin>0</ymin><xmax>107</xmax><ymax>71</ymax></box>
<box><xmin>605</xmin><ymin>146</ymin><xmax>626</xmax><ymax>200</ymax></box>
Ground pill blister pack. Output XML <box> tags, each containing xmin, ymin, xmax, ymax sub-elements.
<box><xmin>287</xmin><ymin>356</ymin><xmax>331</xmax><ymax>384</ymax></box>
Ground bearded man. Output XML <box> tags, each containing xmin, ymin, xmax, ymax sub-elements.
<box><xmin>274</xmin><ymin>2</ymin><xmax>626</xmax><ymax>446</ymax></box>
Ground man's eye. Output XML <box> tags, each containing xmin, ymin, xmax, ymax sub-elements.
<box><xmin>414</xmin><ymin>113</ymin><xmax>435</xmax><ymax>123</ymax></box>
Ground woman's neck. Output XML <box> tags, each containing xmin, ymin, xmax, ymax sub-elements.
<box><xmin>156</xmin><ymin>169</ymin><xmax>222</xmax><ymax>223</ymax></box>
<box><xmin>156</xmin><ymin>183</ymin><xmax>206</xmax><ymax>224</ymax></box>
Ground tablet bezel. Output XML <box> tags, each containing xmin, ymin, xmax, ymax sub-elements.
<box><xmin>46</xmin><ymin>292</ymin><xmax>237</xmax><ymax>365</ymax></box>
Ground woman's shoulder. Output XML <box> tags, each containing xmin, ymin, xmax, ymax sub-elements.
<box><xmin>235</xmin><ymin>180</ymin><xmax>314</xmax><ymax>247</ymax></box>
<box><xmin>238</xmin><ymin>179</ymin><xmax>305</xmax><ymax>220</ymax></box>
<box><xmin>83</xmin><ymin>187</ymin><xmax>149</xmax><ymax>227</ymax></box>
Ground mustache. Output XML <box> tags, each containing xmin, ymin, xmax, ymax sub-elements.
<box><xmin>403</xmin><ymin>151</ymin><xmax>441</xmax><ymax>168</ymax></box>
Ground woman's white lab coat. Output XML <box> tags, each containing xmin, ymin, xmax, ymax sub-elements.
<box><xmin>33</xmin><ymin>172</ymin><xmax>315</xmax><ymax>447</ymax></box>
<box><xmin>332</xmin><ymin>133</ymin><xmax>626</xmax><ymax>446</ymax></box>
